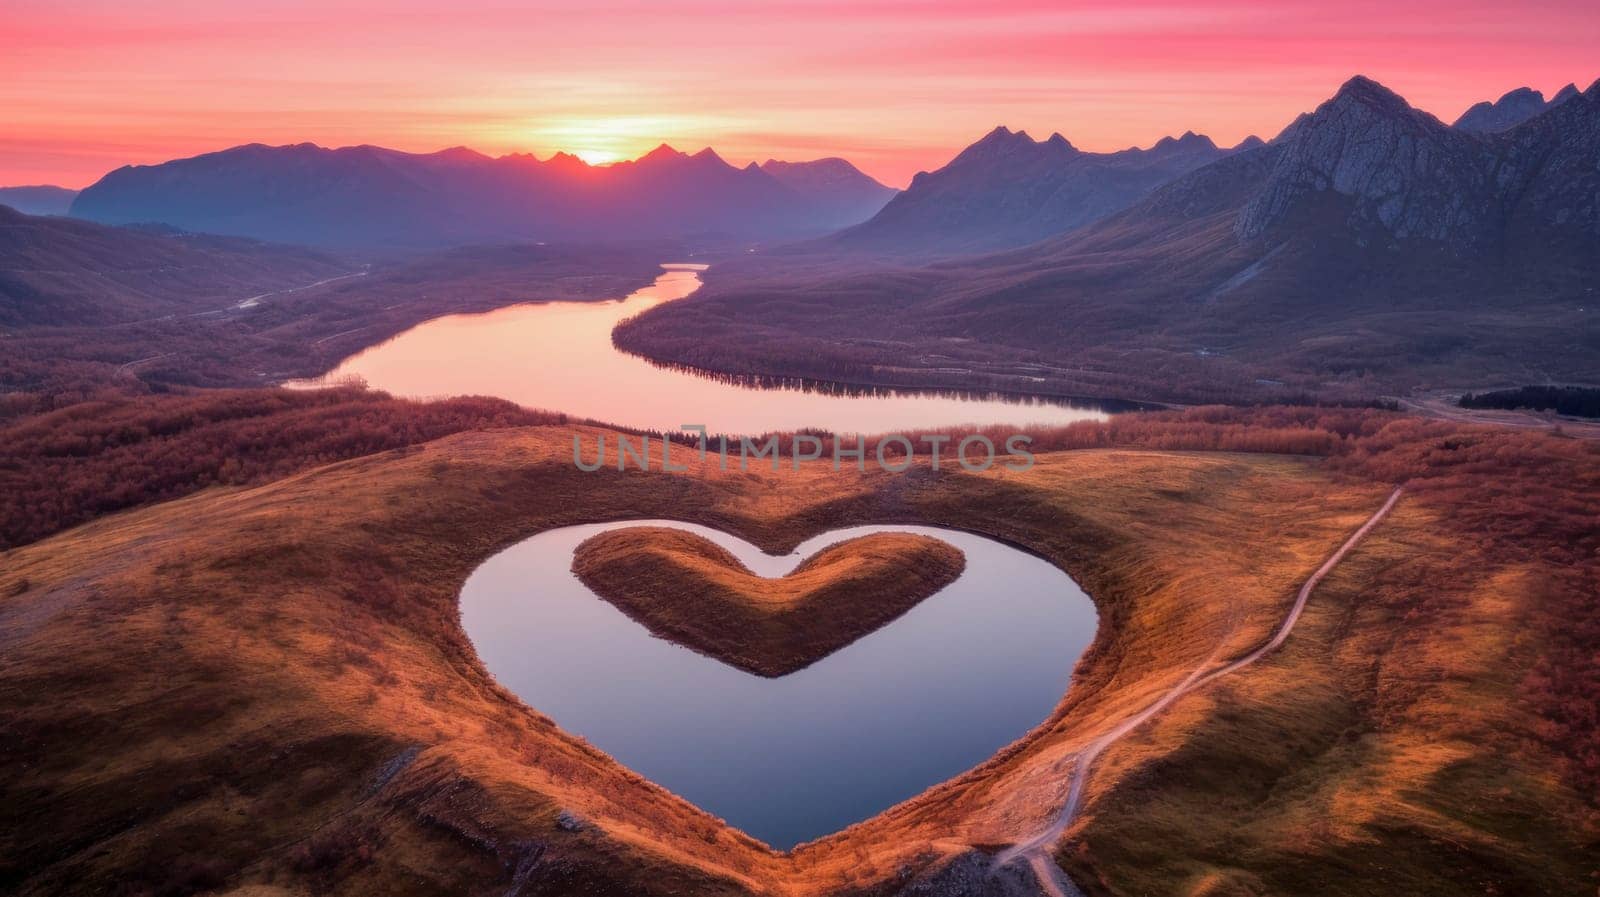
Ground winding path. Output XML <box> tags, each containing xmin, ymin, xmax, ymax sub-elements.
<box><xmin>994</xmin><ymin>487</ymin><xmax>1404</xmax><ymax>893</ymax></box>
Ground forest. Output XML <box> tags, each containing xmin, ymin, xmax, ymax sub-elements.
<box><xmin>1460</xmin><ymin>385</ymin><xmax>1600</xmax><ymax>418</ymax></box>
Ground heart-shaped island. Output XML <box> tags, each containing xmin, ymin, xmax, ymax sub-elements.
<box><xmin>572</xmin><ymin>527</ymin><xmax>966</xmax><ymax>676</ymax></box>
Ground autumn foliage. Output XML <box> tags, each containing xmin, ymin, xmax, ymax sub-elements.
<box><xmin>3</xmin><ymin>393</ymin><xmax>1597</xmax><ymax>799</ymax></box>
<box><xmin>0</xmin><ymin>387</ymin><xmax>561</xmax><ymax>550</ymax></box>
<box><xmin>733</xmin><ymin>405</ymin><xmax>1600</xmax><ymax>793</ymax></box>
<box><xmin>1070</xmin><ymin>406</ymin><xmax>1600</xmax><ymax>794</ymax></box>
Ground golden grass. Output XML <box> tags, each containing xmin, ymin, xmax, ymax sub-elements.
<box><xmin>572</xmin><ymin>527</ymin><xmax>965</xmax><ymax>677</ymax></box>
<box><xmin>1</xmin><ymin>424</ymin><xmax>1593</xmax><ymax>896</ymax></box>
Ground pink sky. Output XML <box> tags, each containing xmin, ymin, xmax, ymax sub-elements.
<box><xmin>2</xmin><ymin>0</ymin><xmax>1595</xmax><ymax>189</ymax></box>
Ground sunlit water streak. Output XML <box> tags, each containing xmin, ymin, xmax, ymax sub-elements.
<box><xmin>296</xmin><ymin>264</ymin><xmax>1111</xmax><ymax>435</ymax></box>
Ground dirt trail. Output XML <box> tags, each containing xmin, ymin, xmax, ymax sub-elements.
<box><xmin>994</xmin><ymin>487</ymin><xmax>1404</xmax><ymax>891</ymax></box>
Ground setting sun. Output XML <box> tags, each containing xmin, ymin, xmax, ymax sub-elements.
<box><xmin>511</xmin><ymin>114</ymin><xmax>717</xmax><ymax>172</ymax></box>
<box><xmin>572</xmin><ymin>148</ymin><xmax>623</xmax><ymax>165</ymax></box>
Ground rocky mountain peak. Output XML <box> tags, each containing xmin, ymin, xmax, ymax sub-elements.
<box><xmin>1149</xmin><ymin>131</ymin><xmax>1219</xmax><ymax>155</ymax></box>
<box><xmin>1045</xmin><ymin>132</ymin><xmax>1075</xmax><ymax>151</ymax></box>
<box><xmin>1327</xmin><ymin>75</ymin><xmax>1416</xmax><ymax>116</ymax></box>
<box><xmin>1234</xmin><ymin>74</ymin><xmax>1600</xmax><ymax>249</ymax></box>
<box><xmin>541</xmin><ymin>151</ymin><xmax>591</xmax><ymax>175</ymax></box>
<box><xmin>683</xmin><ymin>147</ymin><xmax>736</xmax><ymax>172</ymax></box>
<box><xmin>1238</xmin><ymin>76</ymin><xmax>1497</xmax><ymax>246</ymax></box>
<box><xmin>1551</xmin><ymin>82</ymin><xmax>1581</xmax><ymax>105</ymax></box>
<box><xmin>638</xmin><ymin>143</ymin><xmax>686</xmax><ymax>165</ymax></box>
<box><xmin>951</xmin><ymin>126</ymin><xmax>1063</xmax><ymax>165</ymax></box>
<box><xmin>1455</xmin><ymin>86</ymin><xmax>1555</xmax><ymax>133</ymax></box>
<box><xmin>971</xmin><ymin>125</ymin><xmax>1021</xmax><ymax>148</ymax></box>
<box><xmin>432</xmin><ymin>145</ymin><xmax>490</xmax><ymax>163</ymax></box>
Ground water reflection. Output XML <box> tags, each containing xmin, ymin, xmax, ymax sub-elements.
<box><xmin>461</xmin><ymin>521</ymin><xmax>1097</xmax><ymax>848</ymax></box>
<box><xmin>297</xmin><ymin>264</ymin><xmax>1113</xmax><ymax>435</ymax></box>
<box><xmin>632</xmin><ymin>355</ymin><xmax>1146</xmax><ymax>411</ymax></box>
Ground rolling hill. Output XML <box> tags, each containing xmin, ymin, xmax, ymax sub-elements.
<box><xmin>0</xmin><ymin>205</ymin><xmax>342</xmax><ymax>327</ymax></box>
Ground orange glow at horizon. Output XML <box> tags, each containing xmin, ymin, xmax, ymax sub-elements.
<box><xmin>573</xmin><ymin>149</ymin><xmax>625</xmax><ymax>165</ymax></box>
<box><xmin>2</xmin><ymin>1</ymin><xmax>1597</xmax><ymax>189</ymax></box>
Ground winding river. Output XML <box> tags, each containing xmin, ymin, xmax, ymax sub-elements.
<box><xmin>301</xmin><ymin>264</ymin><xmax>1111</xmax><ymax>435</ymax></box>
<box><xmin>461</xmin><ymin>521</ymin><xmax>1097</xmax><ymax>849</ymax></box>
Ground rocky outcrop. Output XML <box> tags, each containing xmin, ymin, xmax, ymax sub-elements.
<box><xmin>1234</xmin><ymin>75</ymin><xmax>1600</xmax><ymax>250</ymax></box>
<box><xmin>1454</xmin><ymin>83</ymin><xmax>1581</xmax><ymax>133</ymax></box>
<box><xmin>1498</xmin><ymin>80</ymin><xmax>1600</xmax><ymax>239</ymax></box>
<box><xmin>1237</xmin><ymin>77</ymin><xmax>1501</xmax><ymax>247</ymax></box>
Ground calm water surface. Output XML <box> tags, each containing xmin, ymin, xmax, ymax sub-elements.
<box><xmin>301</xmin><ymin>264</ymin><xmax>1109</xmax><ymax>434</ymax></box>
<box><xmin>461</xmin><ymin>521</ymin><xmax>1097</xmax><ymax>848</ymax></box>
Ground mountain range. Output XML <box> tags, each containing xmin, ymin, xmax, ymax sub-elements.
<box><xmin>613</xmin><ymin>76</ymin><xmax>1600</xmax><ymax>404</ymax></box>
<box><xmin>18</xmin><ymin>73</ymin><xmax>1600</xmax><ymax>405</ymax></box>
<box><xmin>68</xmin><ymin>145</ymin><xmax>895</xmax><ymax>248</ymax></box>
<box><xmin>831</xmin><ymin>128</ymin><xmax>1260</xmax><ymax>253</ymax></box>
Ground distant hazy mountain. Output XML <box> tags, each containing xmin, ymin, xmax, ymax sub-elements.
<box><xmin>615</xmin><ymin>76</ymin><xmax>1600</xmax><ymax>403</ymax></box>
<box><xmin>830</xmin><ymin>127</ymin><xmax>1256</xmax><ymax>253</ymax></box>
<box><xmin>68</xmin><ymin>143</ymin><xmax>895</xmax><ymax>248</ymax></box>
<box><xmin>1453</xmin><ymin>83</ymin><xmax>1581</xmax><ymax>133</ymax></box>
<box><xmin>758</xmin><ymin>158</ymin><xmax>898</xmax><ymax>225</ymax></box>
<box><xmin>0</xmin><ymin>204</ymin><xmax>341</xmax><ymax>327</ymax></box>
<box><xmin>0</xmin><ymin>185</ymin><xmax>78</xmax><ymax>217</ymax></box>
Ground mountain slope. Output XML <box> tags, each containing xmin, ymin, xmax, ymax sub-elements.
<box><xmin>614</xmin><ymin>76</ymin><xmax>1600</xmax><ymax>404</ymax></box>
<box><xmin>830</xmin><ymin>127</ymin><xmax>1252</xmax><ymax>253</ymax></box>
<box><xmin>69</xmin><ymin>143</ymin><xmax>894</xmax><ymax>247</ymax></box>
<box><xmin>1236</xmin><ymin>76</ymin><xmax>1503</xmax><ymax>248</ymax></box>
<box><xmin>0</xmin><ymin>186</ymin><xmax>79</xmax><ymax>217</ymax></box>
<box><xmin>0</xmin><ymin>205</ymin><xmax>342</xmax><ymax>327</ymax></box>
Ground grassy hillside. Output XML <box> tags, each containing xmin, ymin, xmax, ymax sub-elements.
<box><xmin>0</xmin><ymin>204</ymin><xmax>342</xmax><ymax>327</ymax></box>
<box><xmin>0</xmin><ymin>388</ymin><xmax>568</xmax><ymax>549</ymax></box>
<box><xmin>2</xmin><ymin>408</ymin><xmax>1595</xmax><ymax>895</ymax></box>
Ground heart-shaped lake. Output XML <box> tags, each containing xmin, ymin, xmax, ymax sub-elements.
<box><xmin>460</xmin><ymin>521</ymin><xmax>1098</xmax><ymax>849</ymax></box>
